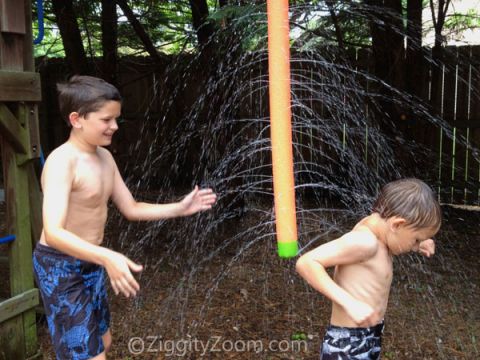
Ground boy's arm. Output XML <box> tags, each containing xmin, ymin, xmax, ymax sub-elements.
<box><xmin>42</xmin><ymin>152</ymin><xmax>142</xmax><ymax>297</ymax></box>
<box><xmin>296</xmin><ymin>231</ymin><xmax>379</xmax><ymax>326</ymax></box>
<box><xmin>110</xmin><ymin>159</ymin><xmax>216</xmax><ymax>221</ymax></box>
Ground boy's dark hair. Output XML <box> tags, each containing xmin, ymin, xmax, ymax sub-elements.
<box><xmin>57</xmin><ymin>75</ymin><xmax>122</xmax><ymax>126</ymax></box>
<box><xmin>373</xmin><ymin>178</ymin><xmax>442</xmax><ymax>230</ymax></box>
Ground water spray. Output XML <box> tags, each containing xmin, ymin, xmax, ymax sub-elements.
<box><xmin>267</xmin><ymin>0</ymin><xmax>298</xmax><ymax>258</ymax></box>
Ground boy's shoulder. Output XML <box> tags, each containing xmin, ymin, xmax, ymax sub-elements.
<box><xmin>44</xmin><ymin>143</ymin><xmax>77</xmax><ymax>168</ymax></box>
<box><xmin>343</xmin><ymin>225</ymin><xmax>379</xmax><ymax>252</ymax></box>
<box><xmin>351</xmin><ymin>221</ymin><xmax>377</xmax><ymax>238</ymax></box>
<box><xmin>96</xmin><ymin>146</ymin><xmax>115</xmax><ymax>160</ymax></box>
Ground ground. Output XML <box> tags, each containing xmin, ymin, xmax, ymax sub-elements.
<box><xmin>1</xmin><ymin>202</ymin><xmax>479</xmax><ymax>359</ymax></box>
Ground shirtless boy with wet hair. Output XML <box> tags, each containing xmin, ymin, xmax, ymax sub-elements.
<box><xmin>33</xmin><ymin>75</ymin><xmax>217</xmax><ymax>360</ymax></box>
<box><xmin>296</xmin><ymin>178</ymin><xmax>441</xmax><ymax>359</ymax></box>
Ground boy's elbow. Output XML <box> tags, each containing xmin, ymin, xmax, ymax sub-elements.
<box><xmin>124</xmin><ymin>208</ymin><xmax>142</xmax><ymax>221</ymax></box>
<box><xmin>43</xmin><ymin>227</ymin><xmax>62</xmax><ymax>247</ymax></box>
<box><xmin>119</xmin><ymin>202</ymin><xmax>139</xmax><ymax>221</ymax></box>
<box><xmin>122</xmin><ymin>210</ymin><xmax>135</xmax><ymax>221</ymax></box>
<box><xmin>295</xmin><ymin>256</ymin><xmax>308</xmax><ymax>275</ymax></box>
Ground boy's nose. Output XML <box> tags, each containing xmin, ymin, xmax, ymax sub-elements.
<box><xmin>110</xmin><ymin>120</ymin><xmax>119</xmax><ymax>131</ymax></box>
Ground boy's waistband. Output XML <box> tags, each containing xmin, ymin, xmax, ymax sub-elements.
<box><xmin>34</xmin><ymin>242</ymin><xmax>100</xmax><ymax>271</ymax></box>
<box><xmin>327</xmin><ymin>321</ymin><xmax>384</xmax><ymax>337</ymax></box>
<box><xmin>34</xmin><ymin>242</ymin><xmax>73</xmax><ymax>258</ymax></box>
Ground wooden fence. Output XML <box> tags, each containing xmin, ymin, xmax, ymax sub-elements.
<box><xmin>35</xmin><ymin>45</ymin><xmax>480</xmax><ymax>205</ymax></box>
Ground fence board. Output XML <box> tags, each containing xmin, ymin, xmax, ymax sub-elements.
<box><xmin>467</xmin><ymin>46</ymin><xmax>480</xmax><ymax>204</ymax></box>
<box><xmin>439</xmin><ymin>50</ymin><xmax>456</xmax><ymax>203</ymax></box>
<box><xmin>453</xmin><ymin>46</ymin><xmax>470</xmax><ymax>203</ymax></box>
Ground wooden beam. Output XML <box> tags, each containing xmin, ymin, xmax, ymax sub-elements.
<box><xmin>1</xmin><ymin>139</ymin><xmax>36</xmax><ymax>359</ymax></box>
<box><xmin>0</xmin><ymin>70</ymin><xmax>41</xmax><ymax>102</ymax></box>
<box><xmin>0</xmin><ymin>33</ymin><xmax>24</xmax><ymax>71</ymax></box>
<box><xmin>449</xmin><ymin>120</ymin><xmax>480</xmax><ymax>129</ymax></box>
<box><xmin>438</xmin><ymin>180</ymin><xmax>480</xmax><ymax>191</ymax></box>
<box><xmin>0</xmin><ymin>289</ymin><xmax>39</xmax><ymax>323</ymax></box>
<box><xmin>0</xmin><ymin>0</ymin><xmax>26</xmax><ymax>34</ymax></box>
<box><xmin>0</xmin><ymin>104</ymin><xmax>28</xmax><ymax>154</ymax></box>
<box><xmin>404</xmin><ymin>118</ymin><xmax>480</xmax><ymax>129</ymax></box>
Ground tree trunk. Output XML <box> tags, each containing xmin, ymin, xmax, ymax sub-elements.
<box><xmin>365</xmin><ymin>0</ymin><xmax>405</xmax><ymax>131</ymax></box>
<box><xmin>189</xmin><ymin>0</ymin><xmax>215</xmax><ymax>45</ymax></box>
<box><xmin>406</xmin><ymin>0</ymin><xmax>423</xmax><ymax>97</ymax></box>
<box><xmin>51</xmin><ymin>0</ymin><xmax>89</xmax><ymax>75</ymax></box>
<box><xmin>101</xmin><ymin>0</ymin><xmax>118</xmax><ymax>84</ymax></box>
<box><xmin>430</xmin><ymin>0</ymin><xmax>451</xmax><ymax>111</ymax></box>
<box><xmin>326</xmin><ymin>0</ymin><xmax>344</xmax><ymax>50</ymax></box>
<box><xmin>116</xmin><ymin>0</ymin><xmax>161</xmax><ymax>62</ymax></box>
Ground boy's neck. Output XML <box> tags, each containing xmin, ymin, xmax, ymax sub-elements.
<box><xmin>68</xmin><ymin>131</ymin><xmax>98</xmax><ymax>153</ymax></box>
<box><xmin>363</xmin><ymin>213</ymin><xmax>389</xmax><ymax>246</ymax></box>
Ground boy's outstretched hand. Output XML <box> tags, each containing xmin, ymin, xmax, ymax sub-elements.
<box><xmin>180</xmin><ymin>186</ymin><xmax>217</xmax><ymax>216</ymax></box>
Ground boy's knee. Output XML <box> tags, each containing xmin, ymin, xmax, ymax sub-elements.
<box><xmin>90</xmin><ymin>351</ymin><xmax>106</xmax><ymax>360</ymax></box>
<box><xmin>102</xmin><ymin>330</ymin><xmax>112</xmax><ymax>353</ymax></box>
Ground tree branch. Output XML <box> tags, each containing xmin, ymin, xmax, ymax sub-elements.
<box><xmin>116</xmin><ymin>0</ymin><xmax>162</xmax><ymax>62</ymax></box>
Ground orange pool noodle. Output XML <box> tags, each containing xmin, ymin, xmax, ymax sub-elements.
<box><xmin>267</xmin><ymin>0</ymin><xmax>298</xmax><ymax>258</ymax></box>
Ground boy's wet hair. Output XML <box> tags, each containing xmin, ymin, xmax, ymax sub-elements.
<box><xmin>373</xmin><ymin>178</ymin><xmax>442</xmax><ymax>230</ymax></box>
<box><xmin>57</xmin><ymin>75</ymin><xmax>122</xmax><ymax>126</ymax></box>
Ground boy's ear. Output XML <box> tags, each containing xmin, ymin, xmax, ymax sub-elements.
<box><xmin>390</xmin><ymin>217</ymin><xmax>407</xmax><ymax>231</ymax></box>
<box><xmin>69</xmin><ymin>112</ymin><xmax>81</xmax><ymax>128</ymax></box>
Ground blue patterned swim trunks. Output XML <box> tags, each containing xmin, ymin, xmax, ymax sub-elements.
<box><xmin>320</xmin><ymin>321</ymin><xmax>384</xmax><ymax>360</ymax></box>
<box><xmin>33</xmin><ymin>243</ymin><xmax>110</xmax><ymax>360</ymax></box>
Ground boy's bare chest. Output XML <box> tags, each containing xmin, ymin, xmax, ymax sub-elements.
<box><xmin>71</xmin><ymin>156</ymin><xmax>114</xmax><ymax>205</ymax></box>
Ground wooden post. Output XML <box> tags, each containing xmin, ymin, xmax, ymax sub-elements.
<box><xmin>0</xmin><ymin>0</ymin><xmax>41</xmax><ymax>358</ymax></box>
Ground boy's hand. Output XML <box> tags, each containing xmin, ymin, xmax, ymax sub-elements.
<box><xmin>103</xmin><ymin>250</ymin><xmax>143</xmax><ymax>297</ymax></box>
<box><xmin>180</xmin><ymin>186</ymin><xmax>217</xmax><ymax>216</ymax></box>
<box><xmin>418</xmin><ymin>238</ymin><xmax>435</xmax><ymax>257</ymax></box>
<box><xmin>345</xmin><ymin>299</ymin><xmax>377</xmax><ymax>327</ymax></box>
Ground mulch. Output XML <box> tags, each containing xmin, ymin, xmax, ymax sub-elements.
<box><xmin>1</xmin><ymin>201</ymin><xmax>478</xmax><ymax>359</ymax></box>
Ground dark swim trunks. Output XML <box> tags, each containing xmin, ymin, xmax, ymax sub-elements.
<box><xmin>33</xmin><ymin>243</ymin><xmax>110</xmax><ymax>360</ymax></box>
<box><xmin>320</xmin><ymin>321</ymin><xmax>384</xmax><ymax>360</ymax></box>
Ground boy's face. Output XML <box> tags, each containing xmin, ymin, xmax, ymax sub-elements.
<box><xmin>71</xmin><ymin>100</ymin><xmax>121</xmax><ymax>147</ymax></box>
<box><xmin>386</xmin><ymin>219</ymin><xmax>437</xmax><ymax>255</ymax></box>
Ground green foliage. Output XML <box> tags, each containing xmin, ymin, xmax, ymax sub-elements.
<box><xmin>118</xmin><ymin>1</ymin><xmax>196</xmax><ymax>54</ymax></box>
<box><xmin>291</xmin><ymin>1</ymin><xmax>371</xmax><ymax>51</ymax></box>
<box><xmin>31</xmin><ymin>0</ymin><xmax>480</xmax><ymax>60</ymax></box>
<box><xmin>32</xmin><ymin>1</ymin><xmax>65</xmax><ymax>58</ymax></box>
<box><xmin>444</xmin><ymin>9</ymin><xmax>480</xmax><ymax>34</ymax></box>
<box><xmin>208</xmin><ymin>4</ymin><xmax>268</xmax><ymax>51</ymax></box>
<box><xmin>32</xmin><ymin>0</ymin><xmax>200</xmax><ymax>57</ymax></box>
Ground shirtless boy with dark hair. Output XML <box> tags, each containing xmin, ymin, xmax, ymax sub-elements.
<box><xmin>34</xmin><ymin>75</ymin><xmax>217</xmax><ymax>360</ymax></box>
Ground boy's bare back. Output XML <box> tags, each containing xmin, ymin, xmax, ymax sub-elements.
<box><xmin>39</xmin><ymin>142</ymin><xmax>116</xmax><ymax>247</ymax></box>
